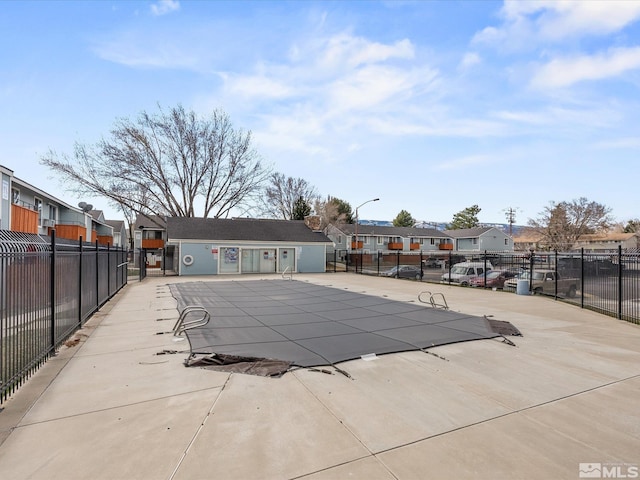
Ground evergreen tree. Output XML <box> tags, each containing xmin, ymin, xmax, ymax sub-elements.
<box><xmin>292</xmin><ymin>196</ymin><xmax>311</xmax><ymax>220</ymax></box>
<box><xmin>448</xmin><ymin>205</ymin><xmax>481</xmax><ymax>229</ymax></box>
<box><xmin>393</xmin><ymin>209</ymin><xmax>415</xmax><ymax>227</ymax></box>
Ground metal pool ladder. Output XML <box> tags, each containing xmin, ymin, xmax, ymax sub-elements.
<box><xmin>173</xmin><ymin>305</ymin><xmax>211</xmax><ymax>336</ymax></box>
<box><xmin>282</xmin><ymin>266</ymin><xmax>293</xmax><ymax>280</ymax></box>
<box><xmin>418</xmin><ymin>291</ymin><xmax>449</xmax><ymax>310</ymax></box>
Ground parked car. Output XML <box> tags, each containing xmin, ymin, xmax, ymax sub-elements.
<box><xmin>423</xmin><ymin>257</ymin><xmax>445</xmax><ymax>268</ymax></box>
<box><xmin>503</xmin><ymin>269</ymin><xmax>580</xmax><ymax>297</ymax></box>
<box><xmin>423</xmin><ymin>254</ymin><xmax>466</xmax><ymax>269</ymax></box>
<box><xmin>441</xmin><ymin>262</ymin><xmax>493</xmax><ymax>286</ymax></box>
<box><xmin>381</xmin><ymin>265</ymin><xmax>423</xmax><ymax>280</ymax></box>
<box><xmin>469</xmin><ymin>270</ymin><xmax>518</xmax><ymax>289</ymax></box>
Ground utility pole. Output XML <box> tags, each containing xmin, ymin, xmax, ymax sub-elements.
<box><xmin>504</xmin><ymin>207</ymin><xmax>517</xmax><ymax>236</ymax></box>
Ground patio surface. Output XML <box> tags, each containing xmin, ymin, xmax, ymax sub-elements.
<box><xmin>0</xmin><ymin>273</ymin><xmax>638</xmax><ymax>480</ymax></box>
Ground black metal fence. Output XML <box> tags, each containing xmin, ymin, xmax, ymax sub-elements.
<box><xmin>0</xmin><ymin>230</ymin><xmax>128</xmax><ymax>402</ymax></box>
<box><xmin>326</xmin><ymin>248</ymin><xmax>640</xmax><ymax>325</ymax></box>
<box><xmin>137</xmin><ymin>247</ymin><xmax>175</xmax><ymax>280</ymax></box>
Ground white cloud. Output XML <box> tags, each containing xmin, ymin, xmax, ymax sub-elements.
<box><xmin>316</xmin><ymin>34</ymin><xmax>414</xmax><ymax>70</ymax></box>
<box><xmin>367</xmin><ymin>117</ymin><xmax>508</xmax><ymax>138</ymax></box>
<box><xmin>474</xmin><ymin>0</ymin><xmax>640</xmax><ymax>46</ymax></box>
<box><xmin>459</xmin><ymin>52</ymin><xmax>481</xmax><ymax>70</ymax></box>
<box><xmin>493</xmin><ymin>105</ymin><xmax>620</xmax><ymax>131</ymax></box>
<box><xmin>327</xmin><ymin>64</ymin><xmax>437</xmax><ymax>113</ymax></box>
<box><xmin>213</xmin><ymin>32</ymin><xmax>442</xmax><ymax>148</ymax></box>
<box><xmin>222</xmin><ymin>73</ymin><xmax>294</xmax><ymax>99</ymax></box>
<box><xmin>151</xmin><ymin>0</ymin><xmax>180</xmax><ymax>16</ymax></box>
<box><xmin>252</xmin><ymin>111</ymin><xmax>330</xmax><ymax>157</ymax></box>
<box><xmin>531</xmin><ymin>46</ymin><xmax>640</xmax><ymax>88</ymax></box>
<box><xmin>93</xmin><ymin>37</ymin><xmax>198</xmax><ymax>69</ymax></box>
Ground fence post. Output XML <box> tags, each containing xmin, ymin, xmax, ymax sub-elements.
<box><xmin>107</xmin><ymin>243</ymin><xmax>111</xmax><ymax>297</ymax></box>
<box><xmin>554</xmin><ymin>250</ymin><xmax>558</xmax><ymax>299</ymax></box>
<box><xmin>618</xmin><ymin>245</ymin><xmax>623</xmax><ymax>319</ymax></box>
<box><xmin>581</xmin><ymin>248</ymin><xmax>584</xmax><ymax>309</ymax></box>
<box><xmin>139</xmin><ymin>248</ymin><xmax>145</xmax><ymax>281</ymax></box>
<box><xmin>78</xmin><ymin>236</ymin><xmax>83</xmax><ymax>327</ymax></box>
<box><xmin>483</xmin><ymin>250</ymin><xmax>487</xmax><ymax>289</ymax></box>
<box><xmin>50</xmin><ymin>229</ymin><xmax>56</xmax><ymax>354</ymax></box>
<box><xmin>529</xmin><ymin>249</ymin><xmax>535</xmax><ymax>293</ymax></box>
<box><xmin>95</xmin><ymin>240</ymin><xmax>99</xmax><ymax>309</ymax></box>
<box><xmin>420</xmin><ymin>251</ymin><xmax>423</xmax><ymax>280</ymax></box>
<box><xmin>396</xmin><ymin>250</ymin><xmax>400</xmax><ymax>271</ymax></box>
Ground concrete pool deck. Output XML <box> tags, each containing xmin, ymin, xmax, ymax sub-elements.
<box><xmin>0</xmin><ymin>273</ymin><xmax>638</xmax><ymax>480</ymax></box>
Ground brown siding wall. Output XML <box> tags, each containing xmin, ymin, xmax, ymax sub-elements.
<box><xmin>10</xmin><ymin>204</ymin><xmax>38</xmax><ymax>234</ymax></box>
<box><xmin>51</xmin><ymin>225</ymin><xmax>86</xmax><ymax>241</ymax></box>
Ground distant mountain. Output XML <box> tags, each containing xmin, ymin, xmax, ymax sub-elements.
<box><xmin>361</xmin><ymin>219</ymin><xmax>526</xmax><ymax>236</ymax></box>
<box><xmin>357</xmin><ymin>219</ymin><xmax>393</xmax><ymax>227</ymax></box>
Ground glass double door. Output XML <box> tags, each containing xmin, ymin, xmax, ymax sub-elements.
<box><xmin>240</xmin><ymin>248</ymin><xmax>295</xmax><ymax>273</ymax></box>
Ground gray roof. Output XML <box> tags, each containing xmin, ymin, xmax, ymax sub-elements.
<box><xmin>167</xmin><ymin>217</ymin><xmax>332</xmax><ymax>243</ymax></box>
<box><xmin>134</xmin><ymin>214</ymin><xmax>167</xmax><ymax>230</ymax></box>
<box><xmin>443</xmin><ymin>227</ymin><xmax>495</xmax><ymax>238</ymax></box>
<box><xmin>105</xmin><ymin>220</ymin><xmax>125</xmax><ymax>230</ymax></box>
<box><xmin>334</xmin><ymin>224</ymin><xmax>449</xmax><ymax>238</ymax></box>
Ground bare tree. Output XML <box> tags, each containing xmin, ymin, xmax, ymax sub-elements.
<box><xmin>262</xmin><ymin>173</ymin><xmax>319</xmax><ymax>220</ymax></box>
<box><xmin>41</xmin><ymin>105</ymin><xmax>270</xmax><ymax>219</ymax></box>
<box><xmin>314</xmin><ymin>196</ymin><xmax>353</xmax><ymax>231</ymax></box>
<box><xmin>528</xmin><ymin>197</ymin><xmax>614</xmax><ymax>251</ymax></box>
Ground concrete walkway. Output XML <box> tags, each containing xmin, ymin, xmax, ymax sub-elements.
<box><xmin>0</xmin><ymin>273</ymin><xmax>638</xmax><ymax>480</ymax></box>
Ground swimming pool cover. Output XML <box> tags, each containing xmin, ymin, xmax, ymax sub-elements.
<box><xmin>169</xmin><ymin>279</ymin><xmax>505</xmax><ymax>369</ymax></box>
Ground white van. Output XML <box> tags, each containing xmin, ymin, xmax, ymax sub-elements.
<box><xmin>441</xmin><ymin>261</ymin><xmax>493</xmax><ymax>286</ymax></box>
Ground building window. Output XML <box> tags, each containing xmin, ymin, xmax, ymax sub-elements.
<box><xmin>337</xmin><ymin>235</ymin><xmax>342</xmax><ymax>243</ymax></box>
<box><xmin>11</xmin><ymin>188</ymin><xmax>19</xmax><ymax>204</ymax></box>
<box><xmin>377</xmin><ymin>236</ymin><xmax>383</xmax><ymax>245</ymax></box>
<box><xmin>34</xmin><ymin>198</ymin><xmax>42</xmax><ymax>224</ymax></box>
<box><xmin>472</xmin><ymin>238</ymin><xmax>478</xmax><ymax>245</ymax></box>
<box><xmin>48</xmin><ymin>204</ymin><xmax>57</xmax><ymax>221</ymax></box>
<box><xmin>504</xmin><ymin>238</ymin><xmax>508</xmax><ymax>245</ymax></box>
<box><xmin>143</xmin><ymin>230</ymin><xmax>163</xmax><ymax>240</ymax></box>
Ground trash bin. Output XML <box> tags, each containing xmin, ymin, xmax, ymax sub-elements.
<box><xmin>516</xmin><ymin>279</ymin><xmax>530</xmax><ymax>295</ymax></box>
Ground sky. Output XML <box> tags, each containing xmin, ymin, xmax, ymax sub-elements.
<box><xmin>2</xmin><ymin>0</ymin><xmax>640</xmax><ymax>227</ymax></box>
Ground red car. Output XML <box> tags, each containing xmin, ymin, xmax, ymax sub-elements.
<box><xmin>469</xmin><ymin>270</ymin><xmax>518</xmax><ymax>289</ymax></box>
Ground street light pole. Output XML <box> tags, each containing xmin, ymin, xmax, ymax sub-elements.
<box><xmin>354</xmin><ymin>198</ymin><xmax>380</xmax><ymax>272</ymax></box>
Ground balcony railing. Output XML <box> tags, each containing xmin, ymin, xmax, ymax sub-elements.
<box><xmin>142</xmin><ymin>238</ymin><xmax>165</xmax><ymax>249</ymax></box>
<box><xmin>438</xmin><ymin>243</ymin><xmax>454</xmax><ymax>250</ymax></box>
<box><xmin>388</xmin><ymin>242</ymin><xmax>403</xmax><ymax>250</ymax></box>
<box><xmin>53</xmin><ymin>224</ymin><xmax>87</xmax><ymax>241</ymax></box>
<box><xmin>409</xmin><ymin>243</ymin><xmax>420</xmax><ymax>250</ymax></box>
<box><xmin>10</xmin><ymin>203</ymin><xmax>38</xmax><ymax>234</ymax></box>
<box><xmin>97</xmin><ymin>235</ymin><xmax>114</xmax><ymax>246</ymax></box>
<box><xmin>350</xmin><ymin>241</ymin><xmax>363</xmax><ymax>249</ymax></box>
